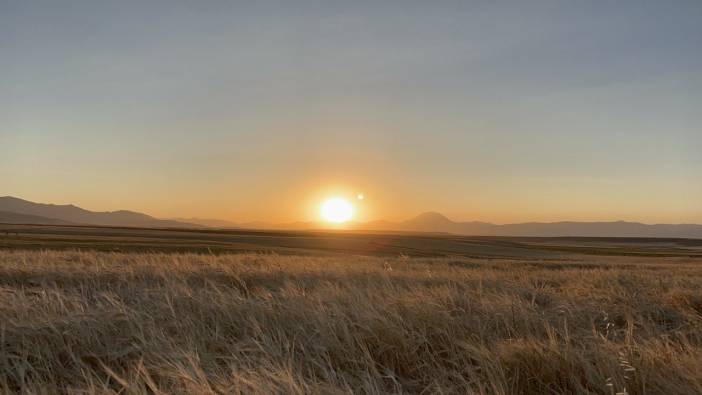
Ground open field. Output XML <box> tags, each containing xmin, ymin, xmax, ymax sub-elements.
<box><xmin>1</xmin><ymin>250</ymin><xmax>702</xmax><ymax>394</ymax></box>
<box><xmin>2</xmin><ymin>224</ymin><xmax>702</xmax><ymax>258</ymax></box>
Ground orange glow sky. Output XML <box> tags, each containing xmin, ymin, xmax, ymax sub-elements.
<box><xmin>2</xmin><ymin>2</ymin><xmax>701</xmax><ymax>224</ymax></box>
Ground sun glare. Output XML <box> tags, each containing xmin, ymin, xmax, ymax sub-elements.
<box><xmin>320</xmin><ymin>197</ymin><xmax>353</xmax><ymax>223</ymax></box>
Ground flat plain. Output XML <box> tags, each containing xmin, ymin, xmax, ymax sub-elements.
<box><xmin>3</xmin><ymin>223</ymin><xmax>702</xmax><ymax>258</ymax></box>
<box><xmin>1</xmin><ymin>225</ymin><xmax>702</xmax><ymax>394</ymax></box>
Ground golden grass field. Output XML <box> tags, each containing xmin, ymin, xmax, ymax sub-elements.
<box><xmin>1</xmin><ymin>250</ymin><xmax>702</xmax><ymax>394</ymax></box>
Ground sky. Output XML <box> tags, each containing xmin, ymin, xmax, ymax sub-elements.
<box><xmin>2</xmin><ymin>1</ymin><xmax>701</xmax><ymax>224</ymax></box>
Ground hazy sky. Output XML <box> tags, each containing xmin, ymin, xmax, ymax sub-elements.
<box><xmin>2</xmin><ymin>1</ymin><xmax>701</xmax><ymax>224</ymax></box>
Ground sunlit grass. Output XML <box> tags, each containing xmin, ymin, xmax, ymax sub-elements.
<box><xmin>1</xmin><ymin>251</ymin><xmax>701</xmax><ymax>394</ymax></box>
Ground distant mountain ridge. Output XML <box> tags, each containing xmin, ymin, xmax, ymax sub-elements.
<box><xmin>0</xmin><ymin>196</ymin><xmax>198</xmax><ymax>228</ymax></box>
<box><xmin>2</xmin><ymin>196</ymin><xmax>701</xmax><ymax>238</ymax></box>
<box><xmin>0</xmin><ymin>210</ymin><xmax>75</xmax><ymax>225</ymax></box>
<box><xmin>357</xmin><ymin>212</ymin><xmax>702</xmax><ymax>239</ymax></box>
<box><xmin>179</xmin><ymin>211</ymin><xmax>702</xmax><ymax>239</ymax></box>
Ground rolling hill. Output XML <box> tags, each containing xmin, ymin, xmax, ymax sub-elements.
<box><xmin>0</xmin><ymin>211</ymin><xmax>75</xmax><ymax>225</ymax></box>
<box><xmin>0</xmin><ymin>197</ymin><xmax>198</xmax><ymax>228</ymax></box>
<box><xmin>358</xmin><ymin>212</ymin><xmax>702</xmax><ymax>239</ymax></box>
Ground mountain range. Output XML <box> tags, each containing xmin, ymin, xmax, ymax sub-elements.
<box><xmin>357</xmin><ymin>212</ymin><xmax>702</xmax><ymax>238</ymax></box>
<box><xmin>0</xmin><ymin>196</ymin><xmax>198</xmax><ymax>228</ymax></box>
<box><xmin>2</xmin><ymin>196</ymin><xmax>702</xmax><ymax>239</ymax></box>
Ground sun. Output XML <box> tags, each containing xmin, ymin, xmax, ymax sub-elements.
<box><xmin>320</xmin><ymin>197</ymin><xmax>353</xmax><ymax>223</ymax></box>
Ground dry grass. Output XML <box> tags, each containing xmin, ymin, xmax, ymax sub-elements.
<box><xmin>1</xmin><ymin>251</ymin><xmax>702</xmax><ymax>394</ymax></box>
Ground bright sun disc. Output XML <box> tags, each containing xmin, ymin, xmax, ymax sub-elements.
<box><xmin>320</xmin><ymin>198</ymin><xmax>353</xmax><ymax>223</ymax></box>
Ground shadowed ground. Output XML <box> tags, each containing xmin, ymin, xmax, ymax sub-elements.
<box><xmin>2</xmin><ymin>224</ymin><xmax>702</xmax><ymax>257</ymax></box>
